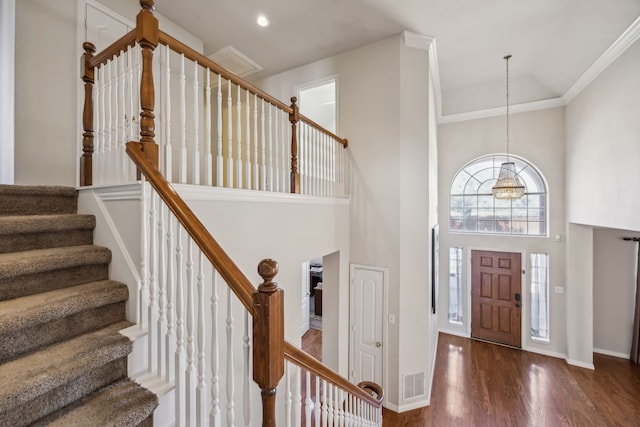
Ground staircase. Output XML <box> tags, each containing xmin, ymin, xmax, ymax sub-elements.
<box><xmin>0</xmin><ymin>185</ymin><xmax>157</xmax><ymax>426</ymax></box>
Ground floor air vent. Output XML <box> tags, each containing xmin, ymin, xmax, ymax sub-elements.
<box><xmin>403</xmin><ymin>372</ymin><xmax>425</xmax><ymax>399</ymax></box>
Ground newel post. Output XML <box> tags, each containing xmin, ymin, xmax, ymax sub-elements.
<box><xmin>80</xmin><ymin>42</ymin><xmax>96</xmax><ymax>187</ymax></box>
<box><xmin>136</xmin><ymin>0</ymin><xmax>159</xmax><ymax>167</ymax></box>
<box><xmin>289</xmin><ymin>97</ymin><xmax>300</xmax><ymax>194</ymax></box>
<box><xmin>253</xmin><ymin>259</ymin><xmax>285</xmax><ymax>426</ymax></box>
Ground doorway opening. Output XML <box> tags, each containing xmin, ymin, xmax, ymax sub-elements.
<box><xmin>471</xmin><ymin>250</ymin><xmax>522</xmax><ymax>348</ymax></box>
<box><xmin>301</xmin><ymin>257</ymin><xmax>323</xmax><ymax>360</ymax></box>
<box><xmin>296</xmin><ymin>77</ymin><xmax>337</xmax><ymax>133</ymax></box>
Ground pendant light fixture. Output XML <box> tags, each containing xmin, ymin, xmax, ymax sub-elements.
<box><xmin>492</xmin><ymin>54</ymin><xmax>525</xmax><ymax>200</ymax></box>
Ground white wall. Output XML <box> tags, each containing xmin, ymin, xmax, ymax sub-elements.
<box><xmin>438</xmin><ymin>107</ymin><xmax>567</xmax><ymax>357</ymax></box>
<box><xmin>593</xmin><ymin>227</ymin><xmax>640</xmax><ymax>358</ymax></box>
<box><xmin>256</xmin><ymin>35</ymin><xmax>435</xmax><ymax>410</ymax></box>
<box><xmin>565</xmin><ymin>39</ymin><xmax>640</xmax><ymax>233</ymax></box>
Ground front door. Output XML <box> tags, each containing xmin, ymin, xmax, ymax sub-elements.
<box><xmin>350</xmin><ymin>265</ymin><xmax>385</xmax><ymax>387</ymax></box>
<box><xmin>471</xmin><ymin>250</ymin><xmax>522</xmax><ymax>347</ymax></box>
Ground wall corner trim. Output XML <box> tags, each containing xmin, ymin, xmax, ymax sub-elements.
<box><xmin>402</xmin><ymin>31</ymin><xmax>434</xmax><ymax>50</ymax></box>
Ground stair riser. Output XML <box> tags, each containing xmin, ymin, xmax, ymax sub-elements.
<box><xmin>0</xmin><ymin>303</ymin><xmax>126</xmax><ymax>363</ymax></box>
<box><xmin>0</xmin><ymin>230</ymin><xmax>94</xmax><ymax>254</ymax></box>
<box><xmin>0</xmin><ymin>358</ymin><xmax>127</xmax><ymax>427</ymax></box>
<box><xmin>0</xmin><ymin>264</ymin><xmax>109</xmax><ymax>301</ymax></box>
<box><xmin>0</xmin><ymin>195</ymin><xmax>76</xmax><ymax>217</ymax></box>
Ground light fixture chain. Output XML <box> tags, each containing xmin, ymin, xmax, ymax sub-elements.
<box><xmin>505</xmin><ymin>54</ymin><xmax>511</xmax><ymax>161</ymax></box>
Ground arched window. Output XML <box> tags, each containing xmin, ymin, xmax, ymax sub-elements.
<box><xmin>449</xmin><ymin>154</ymin><xmax>547</xmax><ymax>236</ymax></box>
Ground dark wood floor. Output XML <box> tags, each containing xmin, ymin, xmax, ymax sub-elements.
<box><xmin>302</xmin><ymin>328</ymin><xmax>322</xmax><ymax>361</ymax></box>
<box><xmin>383</xmin><ymin>333</ymin><xmax>640</xmax><ymax>427</ymax></box>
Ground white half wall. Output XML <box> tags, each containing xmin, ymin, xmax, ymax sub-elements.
<box><xmin>0</xmin><ymin>0</ymin><xmax>15</xmax><ymax>184</ymax></box>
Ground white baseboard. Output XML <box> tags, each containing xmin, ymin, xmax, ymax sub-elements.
<box><xmin>566</xmin><ymin>358</ymin><xmax>595</xmax><ymax>370</ymax></box>
<box><xmin>593</xmin><ymin>347</ymin><xmax>630</xmax><ymax>359</ymax></box>
<box><xmin>522</xmin><ymin>345</ymin><xmax>566</xmax><ymax>360</ymax></box>
<box><xmin>384</xmin><ymin>399</ymin><xmax>429</xmax><ymax>413</ymax></box>
<box><xmin>438</xmin><ymin>327</ymin><xmax>469</xmax><ymax>339</ymax></box>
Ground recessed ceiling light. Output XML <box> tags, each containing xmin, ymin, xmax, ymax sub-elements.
<box><xmin>256</xmin><ymin>15</ymin><xmax>270</xmax><ymax>27</ymax></box>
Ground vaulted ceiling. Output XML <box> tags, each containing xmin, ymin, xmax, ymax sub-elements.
<box><xmin>153</xmin><ymin>0</ymin><xmax>640</xmax><ymax>116</ymax></box>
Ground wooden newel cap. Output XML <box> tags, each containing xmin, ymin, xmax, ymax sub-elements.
<box><xmin>140</xmin><ymin>0</ymin><xmax>155</xmax><ymax>11</ymax></box>
<box><xmin>290</xmin><ymin>96</ymin><xmax>297</xmax><ymax>105</ymax></box>
<box><xmin>258</xmin><ymin>259</ymin><xmax>279</xmax><ymax>293</ymax></box>
<box><xmin>83</xmin><ymin>42</ymin><xmax>96</xmax><ymax>54</ymax></box>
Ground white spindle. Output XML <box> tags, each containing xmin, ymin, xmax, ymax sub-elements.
<box><xmin>139</xmin><ymin>179</ymin><xmax>149</xmax><ymax>329</ymax></box>
<box><xmin>337</xmin><ymin>388</ymin><xmax>344</xmax><ymax>426</ymax></box>
<box><xmin>193</xmin><ymin>61</ymin><xmax>200</xmax><ymax>185</ymax></box>
<box><xmin>210</xmin><ymin>269</ymin><xmax>221</xmax><ymax>427</ymax></box>
<box><xmin>243</xmin><ymin>310</ymin><xmax>251</xmax><ymax>426</ymax></box>
<box><xmin>260</xmin><ymin>99</ymin><xmax>267</xmax><ymax>191</ymax></box>
<box><xmin>163</xmin><ymin>44</ymin><xmax>172</xmax><ymax>181</ymax></box>
<box><xmin>186</xmin><ymin>238</ymin><xmax>196</xmax><ymax>425</ymax></box>
<box><xmin>226</xmin><ymin>287</ymin><xmax>235</xmax><ymax>426</ymax></box>
<box><xmin>305</xmin><ymin>371</ymin><xmax>312</xmax><ymax>427</ymax></box>
<box><xmin>105</xmin><ymin>60</ymin><xmax>113</xmax><ymax>183</ymax></box>
<box><xmin>268</xmin><ymin>104</ymin><xmax>273</xmax><ymax>191</ymax></box>
<box><xmin>96</xmin><ymin>65</ymin><xmax>104</xmax><ymax>184</ymax></box>
<box><xmin>294</xmin><ymin>365</ymin><xmax>302</xmax><ymax>427</ymax></box>
<box><xmin>179</xmin><ymin>53</ymin><xmax>187</xmax><ymax>183</ymax></box>
<box><xmin>315</xmin><ymin>373</ymin><xmax>320</xmax><ymax>426</ymax></box>
<box><xmin>216</xmin><ymin>74</ymin><xmax>223</xmax><ymax>186</ymax></box>
<box><xmin>274</xmin><ymin>105</ymin><xmax>279</xmax><ymax>192</ymax></box>
<box><xmin>117</xmin><ymin>53</ymin><xmax>125</xmax><ymax>181</ymax></box>
<box><xmin>328</xmin><ymin>383</ymin><xmax>335</xmax><ymax>426</ymax></box>
<box><xmin>157</xmin><ymin>202</ymin><xmax>167</xmax><ymax>379</ymax></box>
<box><xmin>285</xmin><ymin>363</ymin><xmax>292</xmax><ymax>427</ymax></box>
<box><xmin>281</xmin><ymin>110</ymin><xmax>288</xmax><ymax>193</ymax></box>
<box><xmin>165</xmin><ymin>214</ymin><xmax>175</xmax><ymax>383</ymax></box>
<box><xmin>236</xmin><ymin>84</ymin><xmax>242</xmax><ymax>188</ymax></box>
<box><xmin>148</xmin><ymin>190</ymin><xmax>158</xmax><ymax>374</ymax></box>
<box><xmin>314</xmin><ymin>129</ymin><xmax>320</xmax><ymax>196</ymax></box>
<box><xmin>252</xmin><ymin>94</ymin><xmax>259</xmax><ymax>190</ymax></box>
<box><xmin>245</xmin><ymin>90</ymin><xmax>251</xmax><ymax>190</ymax></box>
<box><xmin>205</xmin><ymin>69</ymin><xmax>212</xmax><ymax>186</ymax></box>
<box><xmin>227</xmin><ymin>80</ymin><xmax>233</xmax><ymax>188</ymax></box>
<box><xmin>197</xmin><ymin>252</ymin><xmax>207</xmax><ymax>426</ymax></box>
<box><xmin>175</xmin><ymin>226</ymin><xmax>186</xmax><ymax>427</ymax></box>
<box><xmin>322</xmin><ymin>379</ymin><xmax>328</xmax><ymax>427</ymax></box>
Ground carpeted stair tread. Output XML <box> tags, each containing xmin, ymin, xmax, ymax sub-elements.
<box><xmin>0</xmin><ymin>185</ymin><xmax>77</xmax><ymax>216</ymax></box>
<box><xmin>0</xmin><ymin>214</ymin><xmax>95</xmax><ymax>234</ymax></box>
<box><xmin>0</xmin><ymin>245</ymin><xmax>111</xmax><ymax>281</ymax></box>
<box><xmin>33</xmin><ymin>379</ymin><xmax>158</xmax><ymax>427</ymax></box>
<box><xmin>0</xmin><ymin>322</ymin><xmax>132</xmax><ymax>413</ymax></box>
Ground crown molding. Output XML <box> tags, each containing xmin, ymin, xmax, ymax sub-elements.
<box><xmin>563</xmin><ymin>15</ymin><xmax>640</xmax><ymax>103</ymax></box>
<box><xmin>402</xmin><ymin>31</ymin><xmax>442</xmax><ymax>124</ymax></box>
<box><xmin>439</xmin><ymin>97</ymin><xmax>565</xmax><ymax>124</ymax></box>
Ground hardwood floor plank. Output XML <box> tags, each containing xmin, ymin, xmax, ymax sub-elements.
<box><xmin>382</xmin><ymin>333</ymin><xmax>640</xmax><ymax>426</ymax></box>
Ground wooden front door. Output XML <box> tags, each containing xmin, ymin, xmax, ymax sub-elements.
<box><xmin>471</xmin><ymin>250</ymin><xmax>522</xmax><ymax>347</ymax></box>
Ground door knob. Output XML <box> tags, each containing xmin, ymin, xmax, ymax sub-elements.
<box><xmin>375</xmin><ymin>341</ymin><xmax>382</xmax><ymax>348</ymax></box>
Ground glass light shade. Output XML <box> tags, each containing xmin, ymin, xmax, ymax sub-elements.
<box><xmin>492</xmin><ymin>162</ymin><xmax>525</xmax><ymax>199</ymax></box>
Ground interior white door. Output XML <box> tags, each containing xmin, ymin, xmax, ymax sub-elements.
<box><xmin>301</xmin><ymin>261</ymin><xmax>310</xmax><ymax>335</ymax></box>
<box><xmin>85</xmin><ymin>3</ymin><xmax>131</xmax><ymax>52</ymax></box>
<box><xmin>350</xmin><ymin>265</ymin><xmax>384</xmax><ymax>387</ymax></box>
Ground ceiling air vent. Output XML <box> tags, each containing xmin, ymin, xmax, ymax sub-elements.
<box><xmin>403</xmin><ymin>372</ymin><xmax>425</xmax><ymax>400</ymax></box>
<box><xmin>207</xmin><ymin>46</ymin><xmax>262</xmax><ymax>78</ymax></box>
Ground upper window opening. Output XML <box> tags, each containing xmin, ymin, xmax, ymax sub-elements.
<box><xmin>449</xmin><ymin>154</ymin><xmax>547</xmax><ymax>236</ymax></box>
<box><xmin>297</xmin><ymin>78</ymin><xmax>336</xmax><ymax>133</ymax></box>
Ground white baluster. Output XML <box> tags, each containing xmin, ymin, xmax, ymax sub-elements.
<box><xmin>148</xmin><ymin>190</ymin><xmax>158</xmax><ymax>374</ymax></box>
<box><xmin>268</xmin><ymin>104</ymin><xmax>273</xmax><ymax>191</ymax></box>
<box><xmin>314</xmin><ymin>129</ymin><xmax>320</xmax><ymax>196</ymax></box>
<box><xmin>117</xmin><ymin>53</ymin><xmax>125</xmax><ymax>182</ymax></box>
<box><xmin>186</xmin><ymin>238</ymin><xmax>196</xmax><ymax>425</ymax></box>
<box><xmin>236</xmin><ymin>84</ymin><xmax>242</xmax><ymax>188</ymax></box>
<box><xmin>179</xmin><ymin>53</ymin><xmax>187</xmax><ymax>183</ymax></box>
<box><xmin>243</xmin><ymin>310</ymin><xmax>251</xmax><ymax>427</ymax></box>
<box><xmin>260</xmin><ymin>99</ymin><xmax>266</xmax><ymax>191</ymax></box>
<box><xmin>301</xmin><ymin>125</ymin><xmax>307</xmax><ymax>195</ymax></box>
<box><xmin>193</xmin><ymin>61</ymin><xmax>200</xmax><ymax>185</ymax></box>
<box><xmin>210</xmin><ymin>269</ymin><xmax>221</xmax><ymax>427</ymax></box>
<box><xmin>105</xmin><ymin>60</ymin><xmax>113</xmax><ymax>183</ymax></box>
<box><xmin>315</xmin><ymin>372</ymin><xmax>320</xmax><ymax>427</ymax></box>
<box><xmin>139</xmin><ymin>178</ymin><xmax>149</xmax><ymax>329</ymax></box>
<box><xmin>305</xmin><ymin>371</ymin><xmax>312</xmax><ymax>427</ymax></box>
<box><xmin>175</xmin><ymin>227</ymin><xmax>186</xmax><ymax>427</ymax></box>
<box><xmin>95</xmin><ymin>65</ymin><xmax>104</xmax><ymax>185</ymax></box>
<box><xmin>227</xmin><ymin>80</ymin><xmax>233</xmax><ymax>188</ymax></box>
<box><xmin>157</xmin><ymin>202</ymin><xmax>166</xmax><ymax>379</ymax></box>
<box><xmin>252</xmin><ymin>94</ymin><xmax>259</xmax><ymax>190</ymax></box>
<box><xmin>205</xmin><ymin>69</ymin><xmax>212</xmax><ymax>186</ymax></box>
<box><xmin>328</xmin><ymin>383</ymin><xmax>335</xmax><ymax>427</ymax></box>
<box><xmin>321</xmin><ymin>379</ymin><xmax>328</xmax><ymax>427</ymax></box>
<box><xmin>163</xmin><ymin>44</ymin><xmax>172</xmax><ymax>181</ymax></box>
<box><xmin>226</xmin><ymin>287</ymin><xmax>235</xmax><ymax>426</ymax></box>
<box><xmin>216</xmin><ymin>74</ymin><xmax>223</xmax><ymax>186</ymax></box>
<box><xmin>285</xmin><ymin>363</ymin><xmax>292</xmax><ymax>427</ymax></box>
<box><xmin>245</xmin><ymin>90</ymin><xmax>251</xmax><ymax>190</ymax></box>
<box><xmin>165</xmin><ymin>214</ymin><xmax>175</xmax><ymax>383</ymax></box>
<box><xmin>274</xmin><ymin>104</ymin><xmax>279</xmax><ymax>192</ymax></box>
<box><xmin>294</xmin><ymin>365</ymin><xmax>302</xmax><ymax>427</ymax></box>
<box><xmin>197</xmin><ymin>252</ymin><xmax>207</xmax><ymax>426</ymax></box>
<box><xmin>338</xmin><ymin>388</ymin><xmax>344</xmax><ymax>426</ymax></box>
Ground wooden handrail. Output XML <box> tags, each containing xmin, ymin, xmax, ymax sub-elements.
<box><xmin>126</xmin><ymin>141</ymin><xmax>256</xmax><ymax>311</ymax></box>
<box><xmin>89</xmin><ymin>30</ymin><xmax>137</xmax><ymax>68</ymax></box>
<box><xmin>283</xmin><ymin>342</ymin><xmax>384</xmax><ymax>408</ymax></box>
<box><xmin>298</xmin><ymin>113</ymin><xmax>349</xmax><ymax>148</ymax></box>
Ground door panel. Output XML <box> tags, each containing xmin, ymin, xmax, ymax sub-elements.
<box><xmin>351</xmin><ymin>266</ymin><xmax>384</xmax><ymax>386</ymax></box>
<box><xmin>301</xmin><ymin>262</ymin><xmax>310</xmax><ymax>335</ymax></box>
<box><xmin>471</xmin><ymin>250</ymin><xmax>522</xmax><ymax>347</ymax></box>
